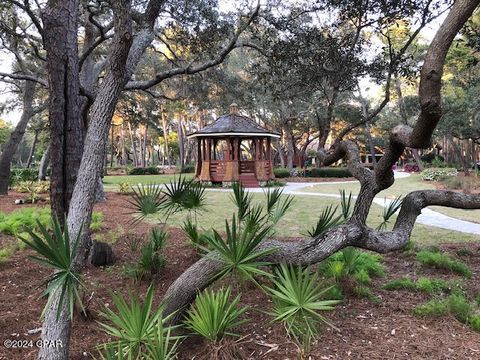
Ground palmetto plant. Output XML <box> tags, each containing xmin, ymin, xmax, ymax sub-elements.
<box><xmin>18</xmin><ymin>217</ymin><xmax>84</xmax><ymax>320</ymax></box>
<box><xmin>97</xmin><ymin>285</ymin><xmax>178</xmax><ymax>359</ymax></box>
<box><xmin>230</xmin><ymin>182</ymin><xmax>253</xmax><ymax>221</ymax></box>
<box><xmin>377</xmin><ymin>196</ymin><xmax>403</xmax><ymax>231</ymax></box>
<box><xmin>339</xmin><ymin>190</ymin><xmax>353</xmax><ymax>220</ymax></box>
<box><xmin>128</xmin><ymin>184</ymin><xmax>165</xmax><ymax>224</ymax></box>
<box><xmin>265</xmin><ymin>188</ymin><xmax>294</xmax><ymax>225</ymax></box>
<box><xmin>163</xmin><ymin>177</ymin><xmax>207</xmax><ymax>224</ymax></box>
<box><xmin>306</xmin><ymin>204</ymin><xmax>343</xmax><ymax>237</ymax></box>
<box><xmin>184</xmin><ymin>287</ymin><xmax>248</xmax><ymax>343</ymax></box>
<box><xmin>201</xmin><ymin>215</ymin><xmax>275</xmax><ymax>284</ymax></box>
<box><xmin>265</xmin><ymin>264</ymin><xmax>340</xmax><ymax>354</ymax></box>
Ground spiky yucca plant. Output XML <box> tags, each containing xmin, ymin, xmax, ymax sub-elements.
<box><xmin>377</xmin><ymin>196</ymin><xmax>403</xmax><ymax>230</ymax></box>
<box><xmin>306</xmin><ymin>204</ymin><xmax>343</xmax><ymax>237</ymax></box>
<box><xmin>230</xmin><ymin>182</ymin><xmax>253</xmax><ymax>221</ymax></box>
<box><xmin>185</xmin><ymin>287</ymin><xmax>248</xmax><ymax>342</ymax></box>
<box><xmin>339</xmin><ymin>189</ymin><xmax>353</xmax><ymax>220</ymax></box>
<box><xmin>97</xmin><ymin>285</ymin><xmax>178</xmax><ymax>359</ymax></box>
<box><xmin>18</xmin><ymin>217</ymin><xmax>84</xmax><ymax>320</ymax></box>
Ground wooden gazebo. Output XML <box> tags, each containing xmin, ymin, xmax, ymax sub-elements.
<box><xmin>187</xmin><ymin>104</ymin><xmax>280</xmax><ymax>187</ymax></box>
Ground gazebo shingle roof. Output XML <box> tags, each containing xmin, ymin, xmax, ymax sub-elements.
<box><xmin>187</xmin><ymin>107</ymin><xmax>280</xmax><ymax>138</ymax></box>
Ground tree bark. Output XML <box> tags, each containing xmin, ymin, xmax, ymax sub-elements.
<box><xmin>38</xmin><ymin>145</ymin><xmax>51</xmax><ymax>181</ymax></box>
<box><xmin>26</xmin><ymin>130</ymin><xmax>39</xmax><ymax>168</ymax></box>
<box><xmin>177</xmin><ymin>116</ymin><xmax>185</xmax><ymax>170</ymax></box>
<box><xmin>0</xmin><ymin>81</ymin><xmax>36</xmax><ymax>194</ymax></box>
<box><xmin>43</xmin><ymin>0</ymin><xmax>83</xmax><ymax>224</ymax></box>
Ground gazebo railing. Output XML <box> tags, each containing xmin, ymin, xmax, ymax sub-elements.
<box><xmin>210</xmin><ymin>160</ymin><xmax>226</xmax><ymax>181</ymax></box>
<box><xmin>240</xmin><ymin>161</ymin><xmax>255</xmax><ymax>174</ymax></box>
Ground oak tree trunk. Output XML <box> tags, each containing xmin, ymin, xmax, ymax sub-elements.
<box><xmin>0</xmin><ymin>81</ymin><xmax>36</xmax><ymax>194</ymax></box>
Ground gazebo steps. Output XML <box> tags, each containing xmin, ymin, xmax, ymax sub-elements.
<box><xmin>239</xmin><ymin>174</ymin><xmax>260</xmax><ymax>188</ymax></box>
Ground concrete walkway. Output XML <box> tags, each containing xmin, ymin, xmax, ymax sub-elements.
<box><xmin>207</xmin><ymin>171</ymin><xmax>480</xmax><ymax>236</ymax></box>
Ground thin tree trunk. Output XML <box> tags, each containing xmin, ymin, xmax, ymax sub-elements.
<box><xmin>110</xmin><ymin>124</ymin><xmax>114</xmax><ymax>167</ymax></box>
<box><xmin>142</xmin><ymin>122</ymin><xmax>148</xmax><ymax>167</ymax></box>
<box><xmin>38</xmin><ymin>145</ymin><xmax>51</xmax><ymax>181</ymax></box>
<box><xmin>161</xmin><ymin>109</ymin><xmax>170</xmax><ymax>166</ymax></box>
<box><xmin>127</xmin><ymin>121</ymin><xmax>138</xmax><ymax>167</ymax></box>
<box><xmin>177</xmin><ymin>116</ymin><xmax>185</xmax><ymax>170</ymax></box>
<box><xmin>0</xmin><ymin>81</ymin><xmax>36</xmax><ymax>194</ymax></box>
<box><xmin>26</xmin><ymin>130</ymin><xmax>39</xmax><ymax>168</ymax></box>
<box><xmin>121</xmin><ymin>122</ymin><xmax>127</xmax><ymax>166</ymax></box>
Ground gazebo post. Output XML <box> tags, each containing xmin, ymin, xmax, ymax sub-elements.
<box><xmin>195</xmin><ymin>138</ymin><xmax>202</xmax><ymax>177</ymax></box>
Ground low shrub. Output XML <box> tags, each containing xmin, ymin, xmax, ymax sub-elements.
<box><xmin>13</xmin><ymin>180</ymin><xmax>49</xmax><ymax>194</ymax></box>
<box><xmin>118</xmin><ymin>182</ymin><xmax>131</xmax><ymax>193</ymax></box>
<box><xmin>0</xmin><ymin>207</ymin><xmax>51</xmax><ymax>236</ymax></box>
<box><xmin>307</xmin><ymin>167</ymin><xmax>352</xmax><ymax>178</ymax></box>
<box><xmin>416</xmin><ymin>250</ymin><xmax>471</xmax><ymax>277</ymax></box>
<box><xmin>420</xmin><ymin>167</ymin><xmax>458</xmax><ymax>181</ymax></box>
<box><xmin>9</xmin><ymin>168</ymin><xmax>38</xmax><ymax>186</ymax></box>
<box><xmin>383</xmin><ymin>277</ymin><xmax>454</xmax><ymax>294</ymax></box>
<box><xmin>413</xmin><ymin>292</ymin><xmax>480</xmax><ymax>332</ymax></box>
<box><xmin>403</xmin><ymin>163</ymin><xmax>420</xmax><ymax>172</ymax></box>
<box><xmin>90</xmin><ymin>211</ymin><xmax>104</xmax><ymax>231</ymax></box>
<box><xmin>184</xmin><ymin>287</ymin><xmax>248</xmax><ymax>343</ymax></box>
<box><xmin>128</xmin><ymin>167</ymin><xmax>160</xmax><ymax>175</ymax></box>
<box><xmin>321</xmin><ymin>248</ymin><xmax>384</xmax><ymax>285</ymax></box>
<box><xmin>181</xmin><ymin>164</ymin><xmax>195</xmax><ymax>173</ymax></box>
<box><xmin>128</xmin><ymin>228</ymin><xmax>167</xmax><ymax>281</ymax></box>
<box><xmin>421</xmin><ymin>153</ymin><xmax>444</xmax><ymax>163</ymax></box>
<box><xmin>263</xmin><ymin>180</ymin><xmax>286</xmax><ymax>187</ymax></box>
<box><xmin>273</xmin><ymin>168</ymin><xmax>290</xmax><ymax>178</ymax></box>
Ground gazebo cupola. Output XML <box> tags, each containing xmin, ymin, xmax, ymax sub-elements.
<box><xmin>187</xmin><ymin>104</ymin><xmax>280</xmax><ymax>187</ymax></box>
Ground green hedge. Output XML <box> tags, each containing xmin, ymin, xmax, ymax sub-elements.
<box><xmin>9</xmin><ymin>168</ymin><xmax>38</xmax><ymax>186</ymax></box>
<box><xmin>181</xmin><ymin>164</ymin><xmax>195</xmax><ymax>173</ymax></box>
<box><xmin>273</xmin><ymin>168</ymin><xmax>290</xmax><ymax>178</ymax></box>
<box><xmin>128</xmin><ymin>167</ymin><xmax>160</xmax><ymax>175</ymax></box>
<box><xmin>307</xmin><ymin>167</ymin><xmax>352</xmax><ymax>178</ymax></box>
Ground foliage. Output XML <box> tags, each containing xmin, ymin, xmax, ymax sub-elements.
<box><xmin>273</xmin><ymin>168</ymin><xmax>290</xmax><ymax>178</ymax></box>
<box><xmin>420</xmin><ymin>168</ymin><xmax>458</xmax><ymax>181</ymax></box>
<box><xmin>90</xmin><ymin>211</ymin><xmax>104</xmax><ymax>231</ymax></box>
<box><xmin>265</xmin><ymin>264</ymin><xmax>340</xmax><ymax>354</ymax></box>
<box><xmin>307</xmin><ymin>167</ymin><xmax>352</xmax><ymax>178</ymax></box>
<box><xmin>383</xmin><ymin>277</ymin><xmax>454</xmax><ymax>294</ymax></box>
<box><xmin>181</xmin><ymin>216</ymin><xmax>209</xmax><ymax>248</ymax></box>
<box><xmin>184</xmin><ymin>287</ymin><xmax>248</xmax><ymax>343</ymax></box>
<box><xmin>264</xmin><ymin>188</ymin><xmax>294</xmax><ymax>225</ymax></box>
<box><xmin>403</xmin><ymin>163</ymin><xmax>420</xmax><ymax>172</ymax></box>
<box><xmin>128</xmin><ymin>167</ymin><xmax>160</xmax><ymax>175</ymax></box>
<box><xmin>339</xmin><ymin>190</ymin><xmax>353</xmax><ymax>220</ymax></box>
<box><xmin>9</xmin><ymin>168</ymin><xmax>38</xmax><ymax>186</ymax></box>
<box><xmin>128</xmin><ymin>184</ymin><xmax>166</xmax><ymax>224</ymax></box>
<box><xmin>263</xmin><ymin>180</ymin><xmax>286</xmax><ymax>187</ymax></box>
<box><xmin>118</xmin><ymin>182</ymin><xmax>131</xmax><ymax>193</ymax></box>
<box><xmin>123</xmin><ymin>235</ymin><xmax>144</xmax><ymax>253</ymax></box>
<box><xmin>0</xmin><ymin>207</ymin><xmax>50</xmax><ymax>236</ymax></box>
<box><xmin>163</xmin><ymin>177</ymin><xmax>207</xmax><ymax>217</ymax></box>
<box><xmin>413</xmin><ymin>292</ymin><xmax>480</xmax><ymax>332</ymax></box>
<box><xmin>129</xmin><ymin>229</ymin><xmax>167</xmax><ymax>281</ymax></box>
<box><xmin>180</xmin><ymin>164</ymin><xmax>195</xmax><ymax>173</ymax></box>
<box><xmin>18</xmin><ymin>217</ymin><xmax>83</xmax><ymax>320</ymax></box>
<box><xmin>306</xmin><ymin>204</ymin><xmax>343</xmax><ymax>237</ymax></box>
<box><xmin>421</xmin><ymin>152</ymin><xmax>444</xmax><ymax>163</ymax></box>
<box><xmin>416</xmin><ymin>250</ymin><xmax>471</xmax><ymax>277</ymax></box>
<box><xmin>322</xmin><ymin>248</ymin><xmax>385</xmax><ymax>285</ymax></box>
<box><xmin>377</xmin><ymin>196</ymin><xmax>402</xmax><ymax>231</ymax></box>
<box><xmin>230</xmin><ymin>182</ymin><xmax>253</xmax><ymax>221</ymax></box>
<box><xmin>200</xmin><ymin>215</ymin><xmax>274</xmax><ymax>284</ymax></box>
<box><xmin>13</xmin><ymin>180</ymin><xmax>49</xmax><ymax>194</ymax></box>
<box><xmin>98</xmin><ymin>285</ymin><xmax>178</xmax><ymax>358</ymax></box>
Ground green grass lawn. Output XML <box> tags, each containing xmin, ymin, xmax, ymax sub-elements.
<box><xmin>103</xmin><ymin>173</ymin><xmax>193</xmax><ymax>189</ymax></box>
<box><xmin>144</xmin><ymin>191</ymin><xmax>479</xmax><ymax>245</ymax></box>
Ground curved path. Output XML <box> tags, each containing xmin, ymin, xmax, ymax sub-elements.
<box><xmin>208</xmin><ymin>171</ymin><xmax>480</xmax><ymax>235</ymax></box>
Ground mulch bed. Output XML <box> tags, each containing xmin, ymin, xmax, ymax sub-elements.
<box><xmin>1</xmin><ymin>192</ymin><xmax>479</xmax><ymax>359</ymax></box>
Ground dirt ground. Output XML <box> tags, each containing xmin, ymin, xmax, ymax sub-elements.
<box><xmin>1</xmin><ymin>192</ymin><xmax>479</xmax><ymax>360</ymax></box>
